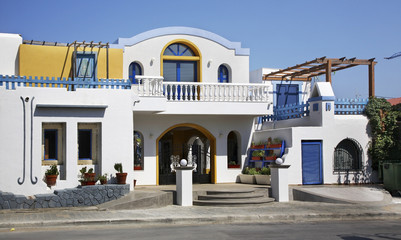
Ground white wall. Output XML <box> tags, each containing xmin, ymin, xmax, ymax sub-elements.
<box><xmin>122</xmin><ymin>35</ymin><xmax>249</xmax><ymax>84</ymax></box>
<box><xmin>0</xmin><ymin>33</ymin><xmax>22</xmax><ymax>76</ymax></box>
<box><xmin>0</xmin><ymin>86</ymin><xmax>134</xmax><ymax>196</ymax></box>
<box><xmin>132</xmin><ymin>114</ymin><xmax>255</xmax><ymax>185</ymax></box>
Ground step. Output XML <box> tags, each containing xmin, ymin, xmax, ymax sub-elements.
<box><xmin>198</xmin><ymin>192</ymin><xmax>265</xmax><ymax>200</ymax></box>
<box><xmin>205</xmin><ymin>189</ymin><xmax>256</xmax><ymax>195</ymax></box>
<box><xmin>193</xmin><ymin>197</ymin><xmax>275</xmax><ymax>206</ymax></box>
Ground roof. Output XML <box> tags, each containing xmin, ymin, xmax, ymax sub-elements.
<box><xmin>388</xmin><ymin>97</ymin><xmax>401</xmax><ymax>106</ymax></box>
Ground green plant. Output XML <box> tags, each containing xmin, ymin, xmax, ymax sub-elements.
<box><xmin>260</xmin><ymin>167</ymin><xmax>271</xmax><ymax>175</ymax></box>
<box><xmin>80</xmin><ymin>166</ymin><xmax>87</xmax><ymax>175</ymax></box>
<box><xmin>252</xmin><ymin>150</ymin><xmax>265</xmax><ymax>157</ymax></box>
<box><xmin>228</xmin><ymin>161</ymin><xmax>237</xmax><ymax>166</ymax></box>
<box><xmin>97</xmin><ymin>174</ymin><xmax>107</xmax><ymax>182</ymax></box>
<box><xmin>87</xmin><ymin>168</ymin><xmax>94</xmax><ymax>174</ymax></box>
<box><xmin>114</xmin><ymin>163</ymin><xmax>123</xmax><ymax>173</ymax></box>
<box><xmin>247</xmin><ymin>168</ymin><xmax>260</xmax><ymax>175</ymax></box>
<box><xmin>45</xmin><ymin>164</ymin><xmax>59</xmax><ymax>176</ymax></box>
<box><xmin>365</xmin><ymin>97</ymin><xmax>401</xmax><ymax>169</ymax></box>
<box><xmin>273</xmin><ymin>138</ymin><xmax>282</xmax><ymax>144</ymax></box>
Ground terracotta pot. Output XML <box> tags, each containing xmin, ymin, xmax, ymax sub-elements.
<box><xmin>252</xmin><ymin>145</ymin><xmax>265</xmax><ymax>149</ymax></box>
<box><xmin>269</xmin><ymin>144</ymin><xmax>282</xmax><ymax>148</ymax></box>
<box><xmin>133</xmin><ymin>179</ymin><xmax>137</xmax><ymax>187</ymax></box>
<box><xmin>100</xmin><ymin>179</ymin><xmax>107</xmax><ymax>185</ymax></box>
<box><xmin>116</xmin><ymin>173</ymin><xmax>127</xmax><ymax>184</ymax></box>
<box><xmin>46</xmin><ymin>174</ymin><xmax>57</xmax><ymax>186</ymax></box>
<box><xmin>264</xmin><ymin>156</ymin><xmax>277</xmax><ymax>160</ymax></box>
<box><xmin>85</xmin><ymin>181</ymin><xmax>96</xmax><ymax>185</ymax></box>
<box><xmin>134</xmin><ymin>166</ymin><xmax>142</xmax><ymax>170</ymax></box>
<box><xmin>251</xmin><ymin>157</ymin><xmax>263</xmax><ymax>160</ymax></box>
<box><xmin>228</xmin><ymin>165</ymin><xmax>240</xmax><ymax>168</ymax></box>
<box><xmin>84</xmin><ymin>173</ymin><xmax>96</xmax><ymax>181</ymax></box>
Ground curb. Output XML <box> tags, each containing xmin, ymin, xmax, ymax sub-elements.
<box><xmin>1</xmin><ymin>211</ymin><xmax>401</xmax><ymax>230</ymax></box>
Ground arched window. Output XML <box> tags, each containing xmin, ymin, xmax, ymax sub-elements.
<box><xmin>334</xmin><ymin>139</ymin><xmax>362</xmax><ymax>172</ymax></box>
<box><xmin>134</xmin><ymin>131</ymin><xmax>144</xmax><ymax>170</ymax></box>
<box><xmin>227</xmin><ymin>131</ymin><xmax>241</xmax><ymax>168</ymax></box>
<box><xmin>129</xmin><ymin>62</ymin><xmax>142</xmax><ymax>84</ymax></box>
<box><xmin>161</xmin><ymin>41</ymin><xmax>201</xmax><ymax>83</ymax></box>
<box><xmin>218</xmin><ymin>65</ymin><xmax>229</xmax><ymax>83</ymax></box>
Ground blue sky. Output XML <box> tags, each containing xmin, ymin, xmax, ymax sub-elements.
<box><xmin>1</xmin><ymin>0</ymin><xmax>400</xmax><ymax>99</ymax></box>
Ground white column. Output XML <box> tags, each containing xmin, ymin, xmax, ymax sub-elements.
<box><xmin>270</xmin><ymin>165</ymin><xmax>291</xmax><ymax>202</ymax></box>
<box><xmin>176</xmin><ymin>167</ymin><xmax>194</xmax><ymax>206</ymax></box>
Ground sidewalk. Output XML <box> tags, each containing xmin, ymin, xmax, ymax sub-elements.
<box><xmin>1</xmin><ymin>198</ymin><xmax>401</xmax><ymax>231</ymax></box>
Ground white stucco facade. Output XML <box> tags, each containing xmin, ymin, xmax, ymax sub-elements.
<box><xmin>0</xmin><ymin>27</ymin><xmax>374</xmax><ymax>197</ymax></box>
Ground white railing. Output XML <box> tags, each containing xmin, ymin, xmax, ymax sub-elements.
<box><xmin>134</xmin><ymin>76</ymin><xmax>270</xmax><ymax>102</ymax></box>
<box><xmin>134</xmin><ymin>76</ymin><xmax>164</xmax><ymax>97</ymax></box>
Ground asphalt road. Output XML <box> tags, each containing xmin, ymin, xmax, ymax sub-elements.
<box><xmin>1</xmin><ymin>220</ymin><xmax>400</xmax><ymax>240</ymax></box>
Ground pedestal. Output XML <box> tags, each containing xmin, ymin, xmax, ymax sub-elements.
<box><xmin>176</xmin><ymin>166</ymin><xmax>194</xmax><ymax>206</ymax></box>
<box><xmin>270</xmin><ymin>164</ymin><xmax>290</xmax><ymax>202</ymax></box>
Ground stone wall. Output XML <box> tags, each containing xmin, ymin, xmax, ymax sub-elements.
<box><xmin>0</xmin><ymin>184</ymin><xmax>130</xmax><ymax>209</ymax></box>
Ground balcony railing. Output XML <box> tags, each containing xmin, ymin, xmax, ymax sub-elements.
<box><xmin>259</xmin><ymin>98</ymin><xmax>368</xmax><ymax>123</ymax></box>
<box><xmin>334</xmin><ymin>98</ymin><xmax>368</xmax><ymax>115</ymax></box>
<box><xmin>0</xmin><ymin>75</ymin><xmax>131</xmax><ymax>90</ymax></box>
<box><xmin>135</xmin><ymin>76</ymin><xmax>270</xmax><ymax>102</ymax></box>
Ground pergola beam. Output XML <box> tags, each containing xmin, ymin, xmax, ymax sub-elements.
<box><xmin>263</xmin><ymin>57</ymin><xmax>377</xmax><ymax>97</ymax></box>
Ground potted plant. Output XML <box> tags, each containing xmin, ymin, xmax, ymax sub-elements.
<box><xmin>45</xmin><ymin>164</ymin><xmax>59</xmax><ymax>187</ymax></box>
<box><xmin>97</xmin><ymin>174</ymin><xmax>108</xmax><ymax>185</ymax></box>
<box><xmin>251</xmin><ymin>142</ymin><xmax>265</xmax><ymax>149</ymax></box>
<box><xmin>79</xmin><ymin>167</ymin><xmax>96</xmax><ymax>186</ymax></box>
<box><xmin>114</xmin><ymin>163</ymin><xmax>127</xmax><ymax>184</ymax></box>
<box><xmin>251</xmin><ymin>150</ymin><xmax>265</xmax><ymax>160</ymax></box>
<box><xmin>134</xmin><ymin>164</ymin><xmax>142</xmax><ymax>171</ymax></box>
<box><xmin>270</xmin><ymin>138</ymin><xmax>282</xmax><ymax>148</ymax></box>
<box><xmin>255</xmin><ymin>167</ymin><xmax>271</xmax><ymax>185</ymax></box>
<box><xmin>228</xmin><ymin>161</ymin><xmax>240</xmax><ymax>168</ymax></box>
<box><xmin>238</xmin><ymin>167</ymin><xmax>258</xmax><ymax>184</ymax></box>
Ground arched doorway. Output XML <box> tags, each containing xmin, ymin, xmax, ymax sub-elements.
<box><xmin>156</xmin><ymin>123</ymin><xmax>216</xmax><ymax>185</ymax></box>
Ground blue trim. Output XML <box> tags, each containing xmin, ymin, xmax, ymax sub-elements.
<box><xmin>308</xmin><ymin>96</ymin><xmax>336</xmax><ymax>102</ymax></box>
<box><xmin>129</xmin><ymin>62</ymin><xmax>142</xmax><ymax>84</ymax></box>
<box><xmin>218</xmin><ymin>65</ymin><xmax>229</xmax><ymax>83</ymax></box>
<box><xmin>301</xmin><ymin>141</ymin><xmax>323</xmax><ymax>185</ymax></box>
<box><xmin>112</xmin><ymin>26</ymin><xmax>250</xmax><ymax>56</ymax></box>
<box><xmin>313</xmin><ymin>103</ymin><xmax>319</xmax><ymax>111</ymax></box>
<box><xmin>271</xmin><ymin>81</ymin><xmax>304</xmax><ymax>107</ymax></box>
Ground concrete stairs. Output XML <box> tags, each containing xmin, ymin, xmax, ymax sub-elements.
<box><xmin>193</xmin><ymin>188</ymin><xmax>275</xmax><ymax>206</ymax></box>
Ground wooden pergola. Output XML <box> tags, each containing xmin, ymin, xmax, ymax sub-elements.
<box><xmin>263</xmin><ymin>57</ymin><xmax>377</xmax><ymax>97</ymax></box>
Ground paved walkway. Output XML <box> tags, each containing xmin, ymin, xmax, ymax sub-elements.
<box><xmin>0</xmin><ymin>184</ymin><xmax>400</xmax><ymax>231</ymax></box>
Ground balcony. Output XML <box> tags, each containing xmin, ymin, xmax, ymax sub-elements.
<box><xmin>0</xmin><ymin>75</ymin><xmax>272</xmax><ymax>116</ymax></box>
<box><xmin>133</xmin><ymin>76</ymin><xmax>272</xmax><ymax>115</ymax></box>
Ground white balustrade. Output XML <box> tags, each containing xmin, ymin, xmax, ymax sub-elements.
<box><xmin>133</xmin><ymin>76</ymin><xmax>270</xmax><ymax>103</ymax></box>
<box><xmin>134</xmin><ymin>76</ymin><xmax>164</xmax><ymax>97</ymax></box>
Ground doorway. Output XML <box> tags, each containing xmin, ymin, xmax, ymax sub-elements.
<box><xmin>157</xmin><ymin>124</ymin><xmax>216</xmax><ymax>185</ymax></box>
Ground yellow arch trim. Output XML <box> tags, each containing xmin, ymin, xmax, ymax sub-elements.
<box><xmin>156</xmin><ymin>123</ymin><xmax>216</xmax><ymax>185</ymax></box>
<box><xmin>160</xmin><ymin>39</ymin><xmax>202</xmax><ymax>82</ymax></box>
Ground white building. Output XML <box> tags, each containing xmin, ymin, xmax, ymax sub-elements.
<box><xmin>0</xmin><ymin>27</ymin><xmax>375</xmax><ymax>196</ymax></box>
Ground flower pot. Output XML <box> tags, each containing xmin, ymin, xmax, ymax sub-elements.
<box><xmin>255</xmin><ymin>175</ymin><xmax>271</xmax><ymax>185</ymax></box>
<box><xmin>251</xmin><ymin>157</ymin><xmax>263</xmax><ymax>160</ymax></box>
<box><xmin>264</xmin><ymin>156</ymin><xmax>277</xmax><ymax>160</ymax></box>
<box><xmin>134</xmin><ymin>166</ymin><xmax>142</xmax><ymax>170</ymax></box>
<box><xmin>84</xmin><ymin>173</ymin><xmax>96</xmax><ymax>181</ymax></box>
<box><xmin>269</xmin><ymin>144</ymin><xmax>282</xmax><ymax>148</ymax></box>
<box><xmin>116</xmin><ymin>172</ymin><xmax>127</xmax><ymax>184</ymax></box>
<box><xmin>100</xmin><ymin>179</ymin><xmax>107</xmax><ymax>185</ymax></box>
<box><xmin>85</xmin><ymin>181</ymin><xmax>96</xmax><ymax>185</ymax></box>
<box><xmin>46</xmin><ymin>174</ymin><xmax>57</xmax><ymax>186</ymax></box>
<box><xmin>239</xmin><ymin>174</ymin><xmax>256</xmax><ymax>184</ymax></box>
<box><xmin>252</xmin><ymin>145</ymin><xmax>265</xmax><ymax>149</ymax></box>
<box><xmin>228</xmin><ymin>164</ymin><xmax>240</xmax><ymax>168</ymax></box>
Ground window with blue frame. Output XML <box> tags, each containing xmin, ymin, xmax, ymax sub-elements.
<box><xmin>218</xmin><ymin>65</ymin><xmax>229</xmax><ymax>83</ymax></box>
<box><xmin>134</xmin><ymin>131</ymin><xmax>144</xmax><ymax>170</ymax></box>
<box><xmin>42</xmin><ymin>123</ymin><xmax>65</xmax><ymax>165</ymax></box>
<box><xmin>276</xmin><ymin>84</ymin><xmax>299</xmax><ymax>107</ymax></box>
<box><xmin>78</xmin><ymin>123</ymin><xmax>100</xmax><ymax>164</ymax></box>
<box><xmin>129</xmin><ymin>62</ymin><xmax>142</xmax><ymax>84</ymax></box>
<box><xmin>162</xmin><ymin>42</ymin><xmax>199</xmax><ymax>82</ymax></box>
<box><xmin>76</xmin><ymin>53</ymin><xmax>96</xmax><ymax>81</ymax></box>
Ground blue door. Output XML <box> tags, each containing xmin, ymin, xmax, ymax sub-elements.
<box><xmin>276</xmin><ymin>84</ymin><xmax>299</xmax><ymax>107</ymax></box>
<box><xmin>302</xmin><ymin>141</ymin><xmax>323</xmax><ymax>185</ymax></box>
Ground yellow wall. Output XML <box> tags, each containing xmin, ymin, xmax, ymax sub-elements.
<box><xmin>19</xmin><ymin>44</ymin><xmax>123</xmax><ymax>79</ymax></box>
